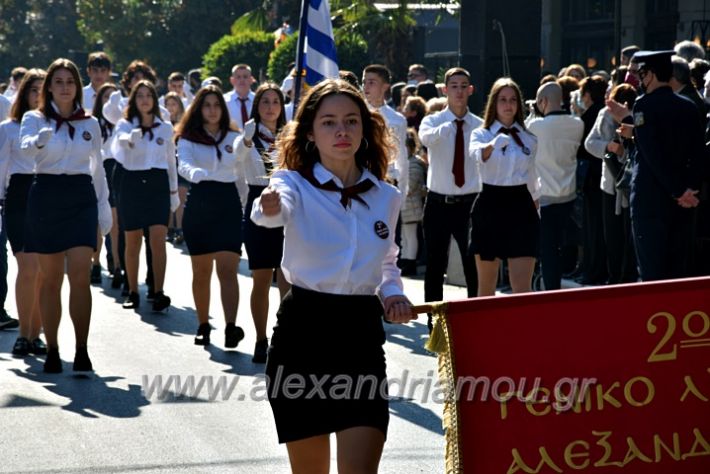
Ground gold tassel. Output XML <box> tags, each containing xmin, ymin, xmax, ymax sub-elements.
<box><xmin>424</xmin><ymin>302</ymin><xmax>449</xmax><ymax>353</ymax></box>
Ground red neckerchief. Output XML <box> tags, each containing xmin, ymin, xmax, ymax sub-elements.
<box><xmin>46</xmin><ymin>107</ymin><xmax>91</xmax><ymax>140</ymax></box>
<box><xmin>136</xmin><ymin>122</ymin><xmax>162</xmax><ymax>141</ymax></box>
<box><xmin>297</xmin><ymin>166</ymin><xmax>375</xmax><ymax>209</ymax></box>
<box><xmin>180</xmin><ymin>129</ymin><xmax>227</xmax><ymax>160</ymax></box>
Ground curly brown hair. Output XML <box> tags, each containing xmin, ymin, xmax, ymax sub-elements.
<box><xmin>276</xmin><ymin>79</ymin><xmax>394</xmax><ymax>180</ymax></box>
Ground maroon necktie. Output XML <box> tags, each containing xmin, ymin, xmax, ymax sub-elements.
<box><xmin>298</xmin><ymin>166</ymin><xmax>375</xmax><ymax>209</ymax></box>
<box><xmin>452</xmin><ymin>119</ymin><xmax>465</xmax><ymax>187</ymax></box>
<box><xmin>47</xmin><ymin>108</ymin><xmax>91</xmax><ymax>140</ymax></box>
<box><xmin>238</xmin><ymin>97</ymin><xmax>249</xmax><ymax>126</ymax></box>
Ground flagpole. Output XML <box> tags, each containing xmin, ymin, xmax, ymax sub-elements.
<box><xmin>293</xmin><ymin>0</ymin><xmax>310</xmax><ymax>110</ymax></box>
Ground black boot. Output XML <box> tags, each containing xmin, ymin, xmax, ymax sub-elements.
<box><xmin>73</xmin><ymin>346</ymin><xmax>93</xmax><ymax>372</ymax></box>
<box><xmin>224</xmin><ymin>323</ymin><xmax>245</xmax><ymax>349</ymax></box>
<box><xmin>194</xmin><ymin>323</ymin><xmax>211</xmax><ymax>346</ymax></box>
<box><xmin>44</xmin><ymin>347</ymin><xmax>62</xmax><ymax>373</ymax></box>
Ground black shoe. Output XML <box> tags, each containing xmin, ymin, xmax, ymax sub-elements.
<box><xmin>0</xmin><ymin>311</ymin><xmax>19</xmax><ymax>330</ymax></box>
<box><xmin>224</xmin><ymin>323</ymin><xmax>245</xmax><ymax>349</ymax></box>
<box><xmin>146</xmin><ymin>288</ymin><xmax>156</xmax><ymax>301</ymax></box>
<box><xmin>122</xmin><ymin>292</ymin><xmax>140</xmax><ymax>309</ymax></box>
<box><xmin>12</xmin><ymin>337</ymin><xmax>30</xmax><ymax>357</ymax></box>
<box><xmin>121</xmin><ymin>275</ymin><xmax>130</xmax><ymax>297</ymax></box>
<box><xmin>73</xmin><ymin>346</ymin><xmax>93</xmax><ymax>372</ymax></box>
<box><xmin>111</xmin><ymin>269</ymin><xmax>123</xmax><ymax>289</ymax></box>
<box><xmin>107</xmin><ymin>254</ymin><xmax>115</xmax><ymax>275</ymax></box>
<box><xmin>44</xmin><ymin>347</ymin><xmax>62</xmax><ymax>373</ymax></box>
<box><xmin>252</xmin><ymin>338</ymin><xmax>268</xmax><ymax>363</ymax></box>
<box><xmin>30</xmin><ymin>337</ymin><xmax>47</xmax><ymax>355</ymax></box>
<box><xmin>90</xmin><ymin>264</ymin><xmax>102</xmax><ymax>284</ymax></box>
<box><xmin>194</xmin><ymin>323</ymin><xmax>211</xmax><ymax>346</ymax></box>
<box><xmin>152</xmin><ymin>291</ymin><xmax>171</xmax><ymax>313</ymax></box>
<box><xmin>166</xmin><ymin>228</ymin><xmax>175</xmax><ymax>243</ymax></box>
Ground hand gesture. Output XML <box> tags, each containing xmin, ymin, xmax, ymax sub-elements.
<box><xmin>243</xmin><ymin>119</ymin><xmax>257</xmax><ymax>141</ymax></box>
<box><xmin>129</xmin><ymin>129</ymin><xmax>142</xmax><ymax>144</ymax></box>
<box><xmin>606</xmin><ymin>141</ymin><xmax>624</xmax><ymax>156</ymax></box>
<box><xmin>37</xmin><ymin>128</ymin><xmax>53</xmax><ymax>147</ymax></box>
<box><xmin>170</xmin><ymin>193</ymin><xmax>180</xmax><ymax>212</ymax></box>
<box><xmin>260</xmin><ymin>186</ymin><xmax>281</xmax><ymax>216</ymax></box>
<box><xmin>489</xmin><ymin>133</ymin><xmax>510</xmax><ymax>150</ymax></box>
<box><xmin>108</xmin><ymin>90</ymin><xmax>121</xmax><ymax>107</ymax></box>
<box><xmin>677</xmin><ymin>189</ymin><xmax>700</xmax><ymax>208</ymax></box>
<box><xmin>606</xmin><ymin>98</ymin><xmax>632</xmax><ymax>123</ymax></box>
<box><xmin>616</xmin><ymin>123</ymin><xmax>634</xmax><ymax>139</ymax></box>
<box><xmin>384</xmin><ymin>295</ymin><xmax>416</xmax><ymax>324</ymax></box>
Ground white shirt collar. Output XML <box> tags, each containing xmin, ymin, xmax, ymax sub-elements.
<box><xmin>313</xmin><ymin>162</ymin><xmax>381</xmax><ymax>189</ymax></box>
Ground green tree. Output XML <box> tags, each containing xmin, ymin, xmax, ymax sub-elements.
<box><xmin>0</xmin><ymin>0</ymin><xmax>85</xmax><ymax>77</ymax></box>
<box><xmin>76</xmin><ymin>0</ymin><xmax>255</xmax><ymax>79</ymax></box>
<box><xmin>202</xmin><ymin>31</ymin><xmax>274</xmax><ymax>85</ymax></box>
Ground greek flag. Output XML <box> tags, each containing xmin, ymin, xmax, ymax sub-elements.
<box><xmin>304</xmin><ymin>0</ymin><xmax>339</xmax><ymax>85</ymax></box>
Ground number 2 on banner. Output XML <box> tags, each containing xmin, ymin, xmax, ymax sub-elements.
<box><xmin>647</xmin><ymin>311</ymin><xmax>710</xmax><ymax>363</ymax></box>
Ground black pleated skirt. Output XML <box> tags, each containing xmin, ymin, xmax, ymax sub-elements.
<box><xmin>470</xmin><ymin>183</ymin><xmax>540</xmax><ymax>261</ymax></box>
<box><xmin>4</xmin><ymin>173</ymin><xmax>34</xmax><ymax>254</ymax></box>
<box><xmin>182</xmin><ymin>180</ymin><xmax>242</xmax><ymax>256</ymax></box>
<box><xmin>244</xmin><ymin>184</ymin><xmax>284</xmax><ymax>269</ymax></box>
<box><xmin>24</xmin><ymin>174</ymin><xmax>98</xmax><ymax>254</ymax></box>
<box><xmin>266</xmin><ymin>286</ymin><xmax>389</xmax><ymax>444</ymax></box>
<box><xmin>118</xmin><ymin>168</ymin><xmax>170</xmax><ymax>231</ymax></box>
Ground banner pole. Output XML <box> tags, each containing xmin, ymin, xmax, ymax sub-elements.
<box><xmin>293</xmin><ymin>0</ymin><xmax>310</xmax><ymax>110</ymax></box>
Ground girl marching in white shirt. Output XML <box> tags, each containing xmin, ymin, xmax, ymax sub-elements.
<box><xmin>19</xmin><ymin>58</ymin><xmax>112</xmax><ymax>373</ymax></box>
<box><xmin>0</xmin><ymin>68</ymin><xmax>46</xmax><ymax>357</ymax></box>
<box><xmin>251</xmin><ymin>79</ymin><xmax>415</xmax><ymax>473</ymax></box>
<box><xmin>469</xmin><ymin>78</ymin><xmax>541</xmax><ymax>296</ymax></box>
<box><xmin>174</xmin><ymin>85</ymin><xmax>244</xmax><ymax>348</ymax></box>
<box><xmin>91</xmin><ymin>82</ymin><xmax>121</xmax><ymax>287</ymax></box>
<box><xmin>234</xmin><ymin>82</ymin><xmax>290</xmax><ymax>363</ymax></box>
<box><xmin>113</xmin><ymin>80</ymin><xmax>178</xmax><ymax>311</ymax></box>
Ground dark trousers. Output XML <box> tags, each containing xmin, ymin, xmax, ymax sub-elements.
<box><xmin>632</xmin><ymin>207</ymin><xmax>696</xmax><ymax>281</ymax></box>
<box><xmin>581</xmin><ymin>186</ymin><xmax>607</xmax><ymax>283</ymax></box>
<box><xmin>423</xmin><ymin>195</ymin><xmax>477</xmax><ymax>302</ymax></box>
<box><xmin>601</xmin><ymin>193</ymin><xmax>637</xmax><ymax>283</ymax></box>
<box><xmin>0</xmin><ymin>226</ymin><xmax>7</xmax><ymax>309</ymax></box>
<box><xmin>540</xmin><ymin>201</ymin><xmax>574</xmax><ymax>290</ymax></box>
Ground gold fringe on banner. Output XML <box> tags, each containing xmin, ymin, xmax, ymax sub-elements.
<box><xmin>424</xmin><ymin>303</ymin><xmax>463</xmax><ymax>473</ymax></box>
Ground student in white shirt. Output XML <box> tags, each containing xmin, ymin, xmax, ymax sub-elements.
<box><xmin>174</xmin><ymin>86</ymin><xmax>244</xmax><ymax>349</ymax></box>
<box><xmin>251</xmin><ymin>79</ymin><xmax>415</xmax><ymax>473</ymax></box>
<box><xmin>235</xmin><ymin>82</ymin><xmax>290</xmax><ymax>363</ymax></box>
<box><xmin>163</xmin><ymin>91</ymin><xmax>188</xmax><ymax>244</ymax></box>
<box><xmin>91</xmin><ymin>82</ymin><xmax>122</xmax><ymax>288</ymax></box>
<box><xmin>19</xmin><ymin>59</ymin><xmax>112</xmax><ymax>373</ymax></box>
<box><xmin>82</xmin><ymin>52</ymin><xmax>112</xmax><ymax>114</ymax></box>
<box><xmin>0</xmin><ymin>94</ymin><xmax>10</xmax><ymax>120</ymax></box>
<box><xmin>113</xmin><ymin>80</ymin><xmax>179</xmax><ymax>312</ymax></box>
<box><xmin>418</xmin><ymin>67</ymin><xmax>482</xmax><ymax>329</ymax></box>
<box><xmin>223</xmin><ymin>64</ymin><xmax>256</xmax><ymax>130</ymax></box>
<box><xmin>0</xmin><ymin>68</ymin><xmax>46</xmax><ymax>357</ymax></box>
<box><xmin>469</xmin><ymin>78</ymin><xmax>541</xmax><ymax>296</ymax></box>
<box><xmin>102</xmin><ymin>60</ymin><xmax>170</xmax><ymax>125</ymax></box>
<box><xmin>159</xmin><ymin>71</ymin><xmax>192</xmax><ymax>110</ymax></box>
<box><xmin>362</xmin><ymin>64</ymin><xmax>408</xmax><ymax>195</ymax></box>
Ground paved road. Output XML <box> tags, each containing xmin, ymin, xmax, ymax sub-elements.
<box><xmin>1</xmin><ymin>242</ymin><xmax>469</xmax><ymax>473</ymax></box>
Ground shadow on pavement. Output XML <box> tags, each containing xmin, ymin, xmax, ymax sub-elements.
<box><xmin>204</xmin><ymin>343</ymin><xmax>265</xmax><ymax>377</ymax></box>
<box><xmin>389</xmin><ymin>396</ymin><xmax>444</xmax><ymax>435</ymax></box>
<box><xmin>384</xmin><ymin>320</ymin><xmax>432</xmax><ymax>357</ymax></box>
<box><xmin>7</xmin><ymin>358</ymin><xmax>149</xmax><ymax>418</ymax></box>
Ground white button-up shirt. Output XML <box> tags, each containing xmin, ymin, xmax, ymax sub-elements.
<box><xmin>112</xmin><ymin>117</ymin><xmax>178</xmax><ymax>191</ymax></box>
<box><xmin>18</xmin><ymin>106</ymin><xmax>112</xmax><ymax>232</ymax></box>
<box><xmin>419</xmin><ymin>107</ymin><xmax>483</xmax><ymax>195</ymax></box>
<box><xmin>0</xmin><ymin>119</ymin><xmax>35</xmax><ymax>199</ymax></box>
<box><xmin>0</xmin><ymin>95</ymin><xmax>10</xmax><ymax>121</ymax></box>
<box><xmin>177</xmin><ymin>130</ymin><xmax>242</xmax><ymax>184</ymax></box>
<box><xmin>224</xmin><ymin>90</ymin><xmax>255</xmax><ymax>131</ymax></box>
<box><xmin>251</xmin><ymin>162</ymin><xmax>404</xmax><ymax>299</ymax></box>
<box><xmin>102</xmin><ymin>90</ymin><xmax>171</xmax><ymax>125</ymax></box>
<box><xmin>373</xmin><ymin>103</ymin><xmax>408</xmax><ymax>196</ymax></box>
<box><xmin>82</xmin><ymin>84</ymin><xmax>98</xmax><ymax>114</ymax></box>
<box><xmin>469</xmin><ymin>120</ymin><xmax>541</xmax><ymax>200</ymax></box>
<box><xmin>234</xmin><ymin>124</ymin><xmax>278</xmax><ymax>187</ymax></box>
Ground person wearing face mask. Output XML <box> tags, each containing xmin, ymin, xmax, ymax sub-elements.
<box><xmin>607</xmin><ymin>50</ymin><xmax>704</xmax><ymax>281</ymax></box>
<box><xmin>526</xmin><ymin>82</ymin><xmax>584</xmax><ymax>290</ymax></box>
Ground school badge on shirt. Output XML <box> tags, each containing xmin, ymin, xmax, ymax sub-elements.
<box><xmin>82</xmin><ymin>131</ymin><xmax>92</xmax><ymax>141</ymax></box>
<box><xmin>156</xmin><ymin>137</ymin><xmax>165</xmax><ymax>145</ymax></box>
<box><xmin>225</xmin><ymin>144</ymin><xmax>233</xmax><ymax>154</ymax></box>
<box><xmin>374</xmin><ymin>221</ymin><xmax>389</xmax><ymax>239</ymax></box>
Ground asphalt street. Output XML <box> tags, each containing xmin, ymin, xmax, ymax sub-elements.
<box><xmin>1</xmin><ymin>242</ymin><xmax>469</xmax><ymax>473</ymax></box>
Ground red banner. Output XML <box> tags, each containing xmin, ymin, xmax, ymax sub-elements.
<box><xmin>428</xmin><ymin>277</ymin><xmax>710</xmax><ymax>473</ymax></box>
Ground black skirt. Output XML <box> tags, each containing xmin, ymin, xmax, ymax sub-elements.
<box><xmin>244</xmin><ymin>185</ymin><xmax>284</xmax><ymax>269</ymax></box>
<box><xmin>4</xmin><ymin>173</ymin><xmax>34</xmax><ymax>254</ymax></box>
<box><xmin>103</xmin><ymin>158</ymin><xmax>117</xmax><ymax>208</ymax></box>
<box><xmin>118</xmin><ymin>168</ymin><xmax>170</xmax><ymax>231</ymax></box>
<box><xmin>182</xmin><ymin>181</ymin><xmax>242</xmax><ymax>256</ymax></box>
<box><xmin>470</xmin><ymin>183</ymin><xmax>540</xmax><ymax>261</ymax></box>
<box><xmin>24</xmin><ymin>174</ymin><xmax>98</xmax><ymax>254</ymax></box>
<box><xmin>266</xmin><ymin>286</ymin><xmax>389</xmax><ymax>444</ymax></box>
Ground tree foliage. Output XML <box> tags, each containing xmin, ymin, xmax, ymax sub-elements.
<box><xmin>75</xmin><ymin>0</ymin><xmax>254</xmax><ymax>78</ymax></box>
<box><xmin>202</xmin><ymin>31</ymin><xmax>274</xmax><ymax>85</ymax></box>
<box><xmin>0</xmin><ymin>0</ymin><xmax>85</xmax><ymax>76</ymax></box>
